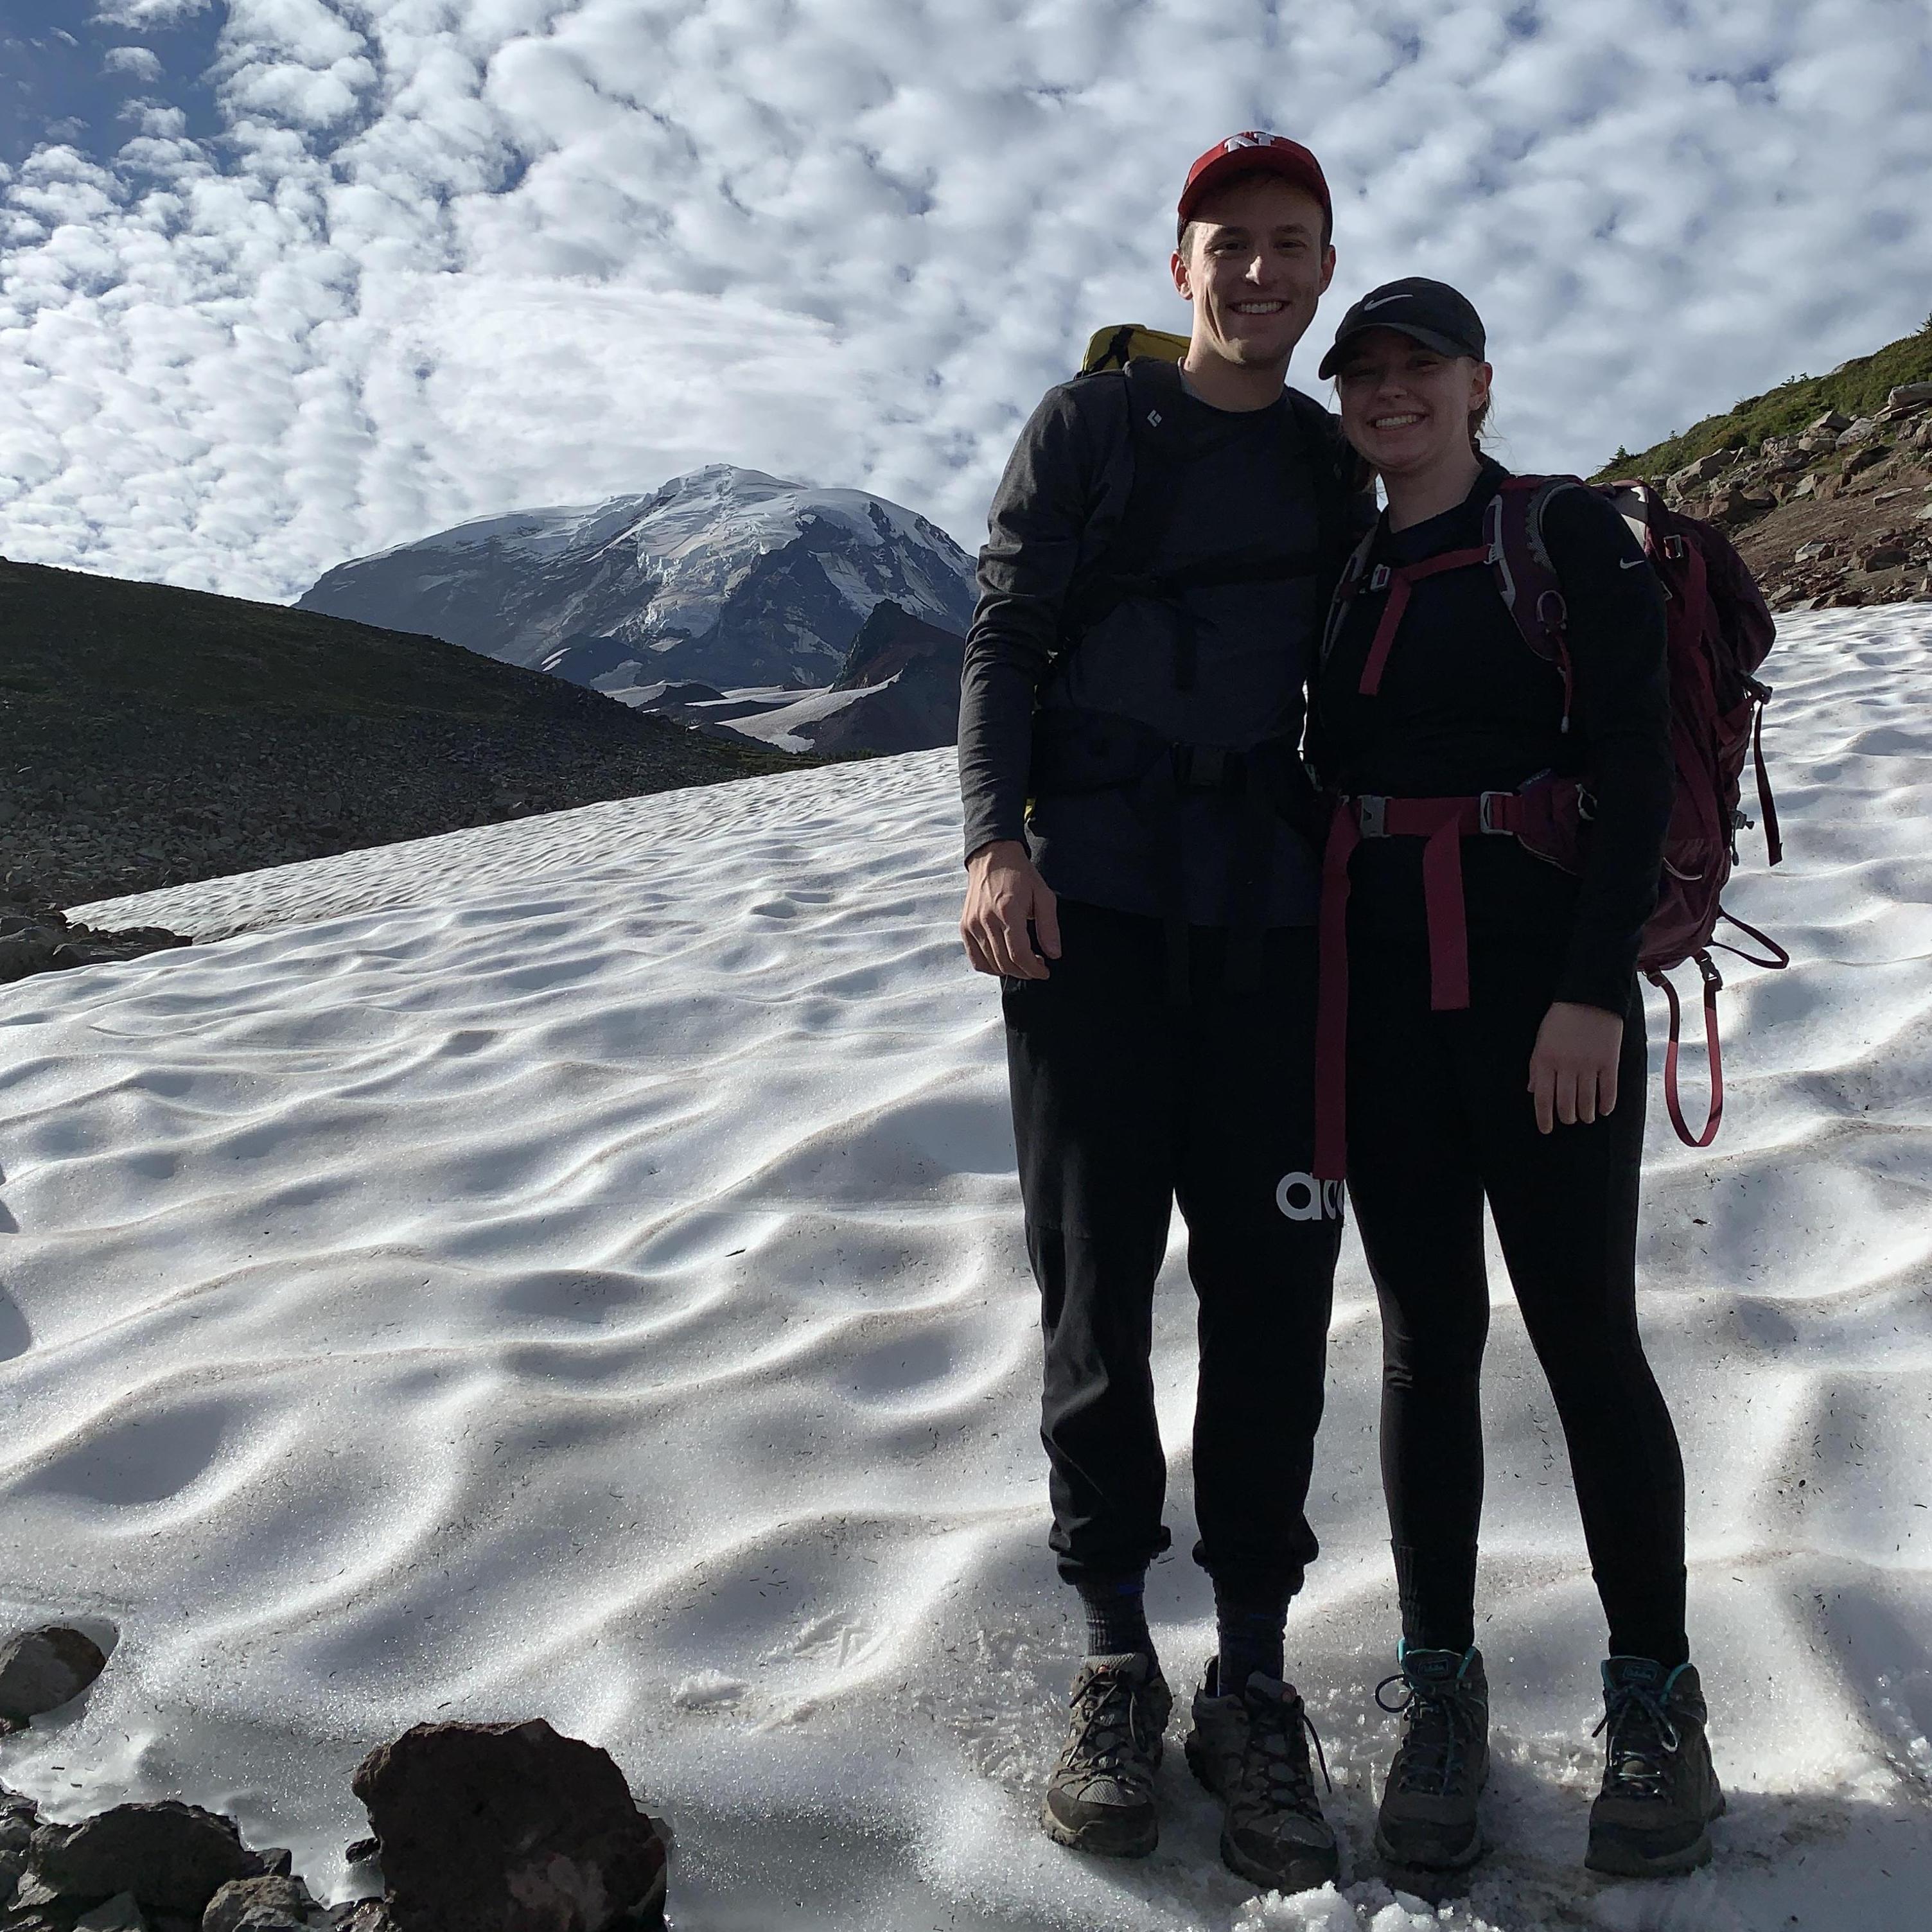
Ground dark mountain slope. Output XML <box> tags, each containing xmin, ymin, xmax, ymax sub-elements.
<box><xmin>0</xmin><ymin>557</ymin><xmax>796</xmax><ymax>913</ymax></box>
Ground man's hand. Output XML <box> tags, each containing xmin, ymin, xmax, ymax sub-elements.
<box><xmin>1527</xmin><ymin>1000</ymin><xmax>1625</xmax><ymax>1132</ymax></box>
<box><xmin>960</xmin><ymin>839</ymin><xmax>1061</xmax><ymax>980</ymax></box>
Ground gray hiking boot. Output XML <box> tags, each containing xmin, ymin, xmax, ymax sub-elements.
<box><xmin>1184</xmin><ymin>1660</ymin><xmax>1338</xmax><ymax>1893</ymax></box>
<box><xmin>1041</xmin><ymin>1652</ymin><xmax>1173</xmax><ymax>1857</ymax></box>
<box><xmin>1585</xmin><ymin>1657</ymin><xmax>1725</xmax><ymax>1877</ymax></box>
<box><xmin>1373</xmin><ymin>1645</ymin><xmax>1489</xmax><ymax>1871</ymax></box>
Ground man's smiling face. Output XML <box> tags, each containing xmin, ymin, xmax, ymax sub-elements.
<box><xmin>1172</xmin><ymin>175</ymin><xmax>1336</xmax><ymax>374</ymax></box>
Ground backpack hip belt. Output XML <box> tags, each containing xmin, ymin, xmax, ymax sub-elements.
<box><xmin>1313</xmin><ymin>780</ymin><xmax>1565</xmax><ymax>1181</ymax></box>
<box><xmin>1030</xmin><ymin>705</ymin><xmax>1319</xmax><ymax>1005</ymax></box>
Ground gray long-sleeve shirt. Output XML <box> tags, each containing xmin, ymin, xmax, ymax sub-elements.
<box><xmin>958</xmin><ymin>369</ymin><xmax>1365</xmax><ymax>927</ymax></box>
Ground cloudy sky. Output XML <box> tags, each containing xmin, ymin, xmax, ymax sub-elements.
<box><xmin>2</xmin><ymin>1</ymin><xmax>1929</xmax><ymax>602</ymax></box>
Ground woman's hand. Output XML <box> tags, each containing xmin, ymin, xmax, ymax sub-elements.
<box><xmin>1527</xmin><ymin>1000</ymin><xmax>1624</xmax><ymax>1133</ymax></box>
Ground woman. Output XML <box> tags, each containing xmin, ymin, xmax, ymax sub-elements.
<box><xmin>1309</xmin><ymin>278</ymin><xmax>1721</xmax><ymax>1879</ymax></box>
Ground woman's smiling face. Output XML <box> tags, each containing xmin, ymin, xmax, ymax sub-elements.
<box><xmin>1333</xmin><ymin>328</ymin><xmax>1492</xmax><ymax>479</ymax></box>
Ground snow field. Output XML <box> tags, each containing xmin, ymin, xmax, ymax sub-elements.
<box><xmin>13</xmin><ymin>607</ymin><xmax>1932</xmax><ymax>1929</ymax></box>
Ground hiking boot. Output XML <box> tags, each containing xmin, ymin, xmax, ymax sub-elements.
<box><xmin>1373</xmin><ymin>1645</ymin><xmax>1489</xmax><ymax>1871</ymax></box>
<box><xmin>1184</xmin><ymin>1660</ymin><xmax>1339</xmax><ymax>1893</ymax></box>
<box><xmin>1041</xmin><ymin>1652</ymin><xmax>1173</xmax><ymax>1857</ymax></box>
<box><xmin>1585</xmin><ymin>1657</ymin><xmax>1725</xmax><ymax>1877</ymax></box>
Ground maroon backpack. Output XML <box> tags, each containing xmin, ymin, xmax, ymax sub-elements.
<box><xmin>1314</xmin><ymin>475</ymin><xmax>1786</xmax><ymax>1175</ymax></box>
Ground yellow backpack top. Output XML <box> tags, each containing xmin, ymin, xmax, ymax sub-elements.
<box><xmin>1080</xmin><ymin>324</ymin><xmax>1190</xmax><ymax>374</ymax></box>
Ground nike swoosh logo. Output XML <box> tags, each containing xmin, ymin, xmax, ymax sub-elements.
<box><xmin>1619</xmin><ymin>556</ymin><xmax>1647</xmax><ymax>570</ymax></box>
<box><xmin>1361</xmin><ymin>294</ymin><xmax>1409</xmax><ymax>310</ymax></box>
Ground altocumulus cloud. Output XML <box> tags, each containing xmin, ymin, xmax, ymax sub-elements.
<box><xmin>2</xmin><ymin>0</ymin><xmax>1929</xmax><ymax>601</ymax></box>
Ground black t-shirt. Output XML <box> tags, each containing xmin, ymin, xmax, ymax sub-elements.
<box><xmin>959</xmin><ymin>369</ymin><xmax>1361</xmax><ymax>927</ymax></box>
<box><xmin>1315</xmin><ymin>459</ymin><xmax>1673</xmax><ymax>1010</ymax></box>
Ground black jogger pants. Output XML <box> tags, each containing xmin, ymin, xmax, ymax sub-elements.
<box><xmin>1003</xmin><ymin>900</ymin><xmax>1344</xmax><ymax>1597</ymax></box>
<box><xmin>1345</xmin><ymin>885</ymin><xmax>1689</xmax><ymax>1665</ymax></box>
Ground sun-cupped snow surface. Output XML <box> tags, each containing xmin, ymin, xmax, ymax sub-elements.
<box><xmin>17</xmin><ymin>607</ymin><xmax>1932</xmax><ymax>1931</ymax></box>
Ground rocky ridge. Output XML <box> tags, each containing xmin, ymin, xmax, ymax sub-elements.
<box><xmin>1615</xmin><ymin>383</ymin><xmax>1932</xmax><ymax>612</ymax></box>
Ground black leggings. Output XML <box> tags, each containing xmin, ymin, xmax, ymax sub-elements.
<box><xmin>1346</xmin><ymin>907</ymin><xmax>1689</xmax><ymax>1667</ymax></box>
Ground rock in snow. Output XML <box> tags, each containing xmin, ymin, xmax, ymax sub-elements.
<box><xmin>351</xmin><ymin>1719</ymin><xmax>669</xmax><ymax>1932</ymax></box>
<box><xmin>25</xmin><ymin>1802</ymin><xmax>267</xmax><ymax>1918</ymax></box>
<box><xmin>202</xmin><ymin>1872</ymin><xmax>326</xmax><ymax>1929</ymax></box>
<box><xmin>297</xmin><ymin>466</ymin><xmax>977</xmax><ymax>694</ymax></box>
<box><xmin>0</xmin><ymin>1626</ymin><xmax>109</xmax><ymax>1730</ymax></box>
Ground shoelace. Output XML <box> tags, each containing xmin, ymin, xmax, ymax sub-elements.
<box><xmin>1374</xmin><ymin>1671</ymin><xmax>1479</xmax><ymax>1795</ymax></box>
<box><xmin>1592</xmin><ymin>1681</ymin><xmax>1682</xmax><ymax>1800</ymax></box>
<box><xmin>1240</xmin><ymin>1691</ymin><xmax>1333</xmax><ymax>1816</ymax></box>
<box><xmin>1064</xmin><ymin>1670</ymin><xmax>1154</xmax><ymax>1780</ymax></box>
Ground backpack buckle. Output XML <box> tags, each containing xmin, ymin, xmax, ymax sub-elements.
<box><xmin>1662</xmin><ymin>534</ymin><xmax>1687</xmax><ymax>561</ymax></box>
<box><xmin>1174</xmin><ymin>744</ymin><xmax>1229</xmax><ymax>790</ymax></box>
<box><xmin>1356</xmin><ymin>795</ymin><xmax>1388</xmax><ymax>838</ymax></box>
<box><xmin>1477</xmin><ymin>791</ymin><xmax>1511</xmax><ymax>834</ymax></box>
<box><xmin>1369</xmin><ymin>563</ymin><xmax>1392</xmax><ymax>592</ymax></box>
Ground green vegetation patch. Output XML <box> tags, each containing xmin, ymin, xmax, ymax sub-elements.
<box><xmin>1593</xmin><ymin>318</ymin><xmax>1932</xmax><ymax>483</ymax></box>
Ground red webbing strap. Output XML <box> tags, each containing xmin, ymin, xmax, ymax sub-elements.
<box><xmin>1419</xmin><ymin>814</ymin><xmax>1473</xmax><ymax>1010</ymax></box>
<box><xmin>1357</xmin><ymin>574</ymin><xmax>1412</xmax><ymax>698</ymax></box>
<box><xmin>1650</xmin><ymin>958</ymin><xmax>1725</xmax><ymax>1148</ymax></box>
<box><xmin>1357</xmin><ymin>545</ymin><xmax>1492</xmax><ymax>697</ymax></box>
<box><xmin>1752</xmin><ymin>698</ymin><xmax>1783</xmax><ymax>866</ymax></box>
<box><xmin>1313</xmin><ymin>805</ymin><xmax>1361</xmax><ymax>1181</ymax></box>
<box><xmin>1380</xmin><ymin>795</ymin><xmax>1499</xmax><ymax>1010</ymax></box>
<box><xmin>1314</xmin><ymin>791</ymin><xmax>1507</xmax><ymax>1179</ymax></box>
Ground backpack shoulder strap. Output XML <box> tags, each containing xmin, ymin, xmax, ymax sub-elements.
<box><xmin>1105</xmin><ymin>357</ymin><xmax>1193</xmax><ymax>570</ymax></box>
<box><xmin>1488</xmin><ymin>472</ymin><xmax>1587</xmax><ymax>730</ymax></box>
<box><xmin>1319</xmin><ymin>522</ymin><xmax>1379</xmax><ymax>667</ymax></box>
<box><xmin>1055</xmin><ymin>357</ymin><xmax>1252</xmax><ymax>655</ymax></box>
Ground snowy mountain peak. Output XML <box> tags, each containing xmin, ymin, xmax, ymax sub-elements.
<box><xmin>297</xmin><ymin>468</ymin><xmax>977</xmax><ymax>692</ymax></box>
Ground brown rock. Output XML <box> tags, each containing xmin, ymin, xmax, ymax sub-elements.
<box><xmin>27</xmin><ymin>1803</ymin><xmax>264</xmax><ymax>1919</ymax></box>
<box><xmin>1856</xmin><ymin>546</ymin><xmax>1911</xmax><ymax>572</ymax></box>
<box><xmin>325</xmin><ymin>1906</ymin><xmax>394</xmax><ymax>1932</ymax></box>
<box><xmin>1708</xmin><ymin>484</ymin><xmax>1775</xmax><ymax>525</ymax></box>
<box><xmin>0</xmin><ymin>1628</ymin><xmax>110</xmax><ymax>1730</ymax></box>
<box><xmin>202</xmin><ymin>1873</ymin><xmax>317</xmax><ymax>1931</ymax></box>
<box><xmin>350</xmin><ymin>1721</ymin><xmax>669</xmax><ymax>1932</ymax></box>
<box><xmin>1668</xmin><ymin>451</ymin><xmax>1733</xmax><ymax>493</ymax></box>
<box><xmin>1841</xmin><ymin>443</ymin><xmax>1891</xmax><ymax>478</ymax></box>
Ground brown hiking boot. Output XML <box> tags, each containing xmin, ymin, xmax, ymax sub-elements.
<box><xmin>1040</xmin><ymin>1653</ymin><xmax>1173</xmax><ymax>1858</ymax></box>
<box><xmin>1184</xmin><ymin>1660</ymin><xmax>1338</xmax><ymax>1893</ymax></box>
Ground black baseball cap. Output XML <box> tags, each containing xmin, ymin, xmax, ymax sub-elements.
<box><xmin>1318</xmin><ymin>277</ymin><xmax>1486</xmax><ymax>379</ymax></box>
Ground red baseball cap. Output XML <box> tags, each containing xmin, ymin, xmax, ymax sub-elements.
<box><xmin>1177</xmin><ymin>132</ymin><xmax>1331</xmax><ymax>242</ymax></box>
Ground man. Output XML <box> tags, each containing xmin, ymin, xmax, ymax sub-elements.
<box><xmin>956</xmin><ymin>133</ymin><xmax>1370</xmax><ymax>1893</ymax></box>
